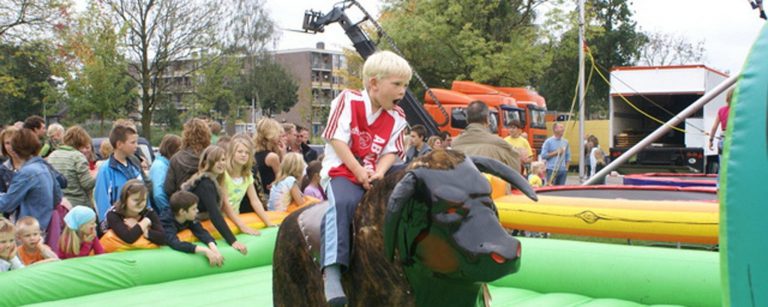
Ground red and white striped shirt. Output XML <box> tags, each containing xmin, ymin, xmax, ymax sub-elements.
<box><xmin>321</xmin><ymin>89</ymin><xmax>407</xmax><ymax>185</ymax></box>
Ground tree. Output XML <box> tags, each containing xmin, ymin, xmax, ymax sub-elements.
<box><xmin>241</xmin><ymin>57</ymin><xmax>299</xmax><ymax>117</ymax></box>
<box><xmin>189</xmin><ymin>54</ymin><xmax>240</xmax><ymax>119</ymax></box>
<box><xmin>637</xmin><ymin>31</ymin><xmax>705</xmax><ymax>66</ymax></box>
<box><xmin>63</xmin><ymin>2</ymin><xmax>135</xmax><ymax>135</ymax></box>
<box><xmin>0</xmin><ymin>41</ymin><xmax>62</xmax><ymax>123</ymax></box>
<box><xmin>104</xmin><ymin>0</ymin><xmax>220</xmax><ymax>140</ymax></box>
<box><xmin>336</xmin><ymin>47</ymin><xmax>363</xmax><ymax>89</ymax></box>
<box><xmin>222</xmin><ymin>0</ymin><xmax>276</xmax><ymax>124</ymax></box>
<box><xmin>538</xmin><ymin>0</ymin><xmax>647</xmax><ymax>116</ymax></box>
<box><xmin>0</xmin><ymin>0</ymin><xmax>67</xmax><ymax>39</ymax></box>
<box><xmin>379</xmin><ymin>0</ymin><xmax>551</xmax><ymax>92</ymax></box>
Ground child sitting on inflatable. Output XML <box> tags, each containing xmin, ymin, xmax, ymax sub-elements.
<box><xmin>302</xmin><ymin>160</ymin><xmax>325</xmax><ymax>201</ymax></box>
<box><xmin>268</xmin><ymin>152</ymin><xmax>307</xmax><ymax>212</ymax></box>
<box><xmin>181</xmin><ymin>145</ymin><xmax>249</xmax><ymax>254</ymax></box>
<box><xmin>223</xmin><ymin>136</ymin><xmax>273</xmax><ymax>226</ymax></box>
<box><xmin>15</xmin><ymin>216</ymin><xmax>58</xmax><ymax>265</ymax></box>
<box><xmin>57</xmin><ymin>206</ymin><xmax>104</xmax><ymax>259</ymax></box>
<box><xmin>101</xmin><ymin>180</ymin><xmax>166</xmax><ymax>252</ymax></box>
<box><xmin>0</xmin><ymin>217</ymin><xmax>24</xmax><ymax>272</ymax></box>
<box><xmin>161</xmin><ymin>191</ymin><xmax>223</xmax><ymax>267</ymax></box>
<box><xmin>318</xmin><ymin>50</ymin><xmax>410</xmax><ymax>305</ymax></box>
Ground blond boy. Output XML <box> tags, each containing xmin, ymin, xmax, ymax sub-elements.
<box><xmin>15</xmin><ymin>216</ymin><xmax>58</xmax><ymax>265</ymax></box>
<box><xmin>319</xmin><ymin>51</ymin><xmax>412</xmax><ymax>305</ymax></box>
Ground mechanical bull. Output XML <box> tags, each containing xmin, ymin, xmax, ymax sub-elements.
<box><xmin>273</xmin><ymin>150</ymin><xmax>537</xmax><ymax>306</ymax></box>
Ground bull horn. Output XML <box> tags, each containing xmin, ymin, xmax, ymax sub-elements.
<box><xmin>470</xmin><ymin>156</ymin><xmax>538</xmax><ymax>202</ymax></box>
<box><xmin>384</xmin><ymin>172</ymin><xmax>417</xmax><ymax>261</ymax></box>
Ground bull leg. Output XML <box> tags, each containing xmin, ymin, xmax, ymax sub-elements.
<box><xmin>273</xmin><ymin>215</ymin><xmax>326</xmax><ymax>307</ymax></box>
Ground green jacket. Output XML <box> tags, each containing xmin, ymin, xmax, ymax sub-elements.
<box><xmin>47</xmin><ymin>145</ymin><xmax>95</xmax><ymax>208</ymax></box>
<box><xmin>451</xmin><ymin>123</ymin><xmax>521</xmax><ymax>172</ymax></box>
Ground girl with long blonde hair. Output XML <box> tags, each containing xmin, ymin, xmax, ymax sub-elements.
<box><xmin>224</xmin><ymin>136</ymin><xmax>274</xmax><ymax>228</ymax></box>
<box><xmin>181</xmin><ymin>145</ymin><xmax>253</xmax><ymax>255</ymax></box>
<box><xmin>267</xmin><ymin>152</ymin><xmax>307</xmax><ymax>212</ymax></box>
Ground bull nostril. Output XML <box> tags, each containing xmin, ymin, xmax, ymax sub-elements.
<box><xmin>490</xmin><ymin>252</ymin><xmax>506</xmax><ymax>264</ymax></box>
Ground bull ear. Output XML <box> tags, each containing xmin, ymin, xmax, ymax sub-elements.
<box><xmin>470</xmin><ymin>156</ymin><xmax>538</xmax><ymax>201</ymax></box>
<box><xmin>384</xmin><ymin>172</ymin><xmax>417</xmax><ymax>261</ymax></box>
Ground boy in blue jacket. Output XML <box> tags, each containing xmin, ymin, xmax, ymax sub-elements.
<box><xmin>94</xmin><ymin>125</ymin><xmax>142</xmax><ymax>222</ymax></box>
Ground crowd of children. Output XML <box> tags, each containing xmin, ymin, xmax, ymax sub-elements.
<box><xmin>0</xmin><ymin>98</ymin><xmax>335</xmax><ymax>272</ymax></box>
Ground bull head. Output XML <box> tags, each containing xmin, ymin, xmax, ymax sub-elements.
<box><xmin>384</xmin><ymin>152</ymin><xmax>537</xmax><ymax>282</ymax></box>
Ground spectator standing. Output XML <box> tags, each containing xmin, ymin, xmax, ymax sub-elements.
<box><xmin>504</xmin><ymin>120</ymin><xmax>533</xmax><ymax>173</ymax></box>
<box><xmin>297</xmin><ymin>125</ymin><xmax>318</xmax><ymax>163</ymax></box>
<box><xmin>164</xmin><ymin>118</ymin><xmax>211</xmax><ymax>198</ymax></box>
<box><xmin>252</xmin><ymin>119</ymin><xmax>284</xmax><ymax>205</ymax></box>
<box><xmin>0</xmin><ymin>127</ymin><xmax>21</xmax><ymax>194</ymax></box>
<box><xmin>149</xmin><ymin>135</ymin><xmax>181</xmax><ymax>214</ymax></box>
<box><xmin>405</xmin><ymin>124</ymin><xmax>431</xmax><ymax>163</ymax></box>
<box><xmin>708</xmin><ymin>88</ymin><xmax>734</xmax><ymax>163</ymax></box>
<box><xmin>587</xmin><ymin>135</ymin><xmax>606</xmax><ymax>184</ymax></box>
<box><xmin>539</xmin><ymin>122</ymin><xmax>570</xmax><ymax>186</ymax></box>
<box><xmin>93</xmin><ymin>125</ymin><xmax>143</xmax><ymax>221</ymax></box>
<box><xmin>0</xmin><ymin>129</ymin><xmax>63</xmax><ymax>232</ymax></box>
<box><xmin>426</xmin><ymin>136</ymin><xmax>442</xmax><ymax>150</ymax></box>
<box><xmin>452</xmin><ymin>101</ymin><xmax>521</xmax><ymax>172</ymax></box>
<box><xmin>47</xmin><ymin>126</ymin><xmax>95</xmax><ymax>209</ymax></box>
<box><xmin>40</xmin><ymin>123</ymin><xmax>64</xmax><ymax>158</ymax></box>
<box><xmin>22</xmin><ymin>116</ymin><xmax>46</xmax><ymax>140</ymax></box>
<box><xmin>439</xmin><ymin>131</ymin><xmax>453</xmax><ymax>149</ymax></box>
<box><xmin>210</xmin><ymin>121</ymin><xmax>223</xmax><ymax>145</ymax></box>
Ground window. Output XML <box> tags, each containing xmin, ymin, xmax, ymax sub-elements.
<box><xmin>451</xmin><ymin>108</ymin><xmax>467</xmax><ymax>129</ymax></box>
<box><xmin>529</xmin><ymin>106</ymin><xmax>547</xmax><ymax>129</ymax></box>
<box><xmin>488</xmin><ymin>110</ymin><xmax>498</xmax><ymax>134</ymax></box>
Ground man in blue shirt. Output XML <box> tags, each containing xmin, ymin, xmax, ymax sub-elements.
<box><xmin>539</xmin><ymin>122</ymin><xmax>570</xmax><ymax>185</ymax></box>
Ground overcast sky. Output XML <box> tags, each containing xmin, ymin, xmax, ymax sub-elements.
<box><xmin>265</xmin><ymin>0</ymin><xmax>766</xmax><ymax>74</ymax></box>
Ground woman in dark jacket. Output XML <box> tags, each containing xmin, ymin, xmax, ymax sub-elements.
<box><xmin>164</xmin><ymin>118</ymin><xmax>211</xmax><ymax>198</ymax></box>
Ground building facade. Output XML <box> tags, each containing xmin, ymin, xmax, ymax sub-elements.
<box><xmin>152</xmin><ymin>43</ymin><xmax>347</xmax><ymax>137</ymax></box>
<box><xmin>273</xmin><ymin>43</ymin><xmax>346</xmax><ymax>137</ymax></box>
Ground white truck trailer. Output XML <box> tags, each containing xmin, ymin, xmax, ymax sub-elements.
<box><xmin>608</xmin><ymin>65</ymin><xmax>730</xmax><ymax>173</ymax></box>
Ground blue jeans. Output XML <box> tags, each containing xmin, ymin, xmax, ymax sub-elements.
<box><xmin>546</xmin><ymin>169</ymin><xmax>567</xmax><ymax>186</ymax></box>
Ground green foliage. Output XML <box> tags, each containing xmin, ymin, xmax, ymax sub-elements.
<box><xmin>0</xmin><ymin>41</ymin><xmax>61</xmax><ymax>124</ymax></box>
<box><xmin>189</xmin><ymin>55</ymin><xmax>241</xmax><ymax>119</ymax></box>
<box><xmin>538</xmin><ymin>0</ymin><xmax>647</xmax><ymax>116</ymax></box>
<box><xmin>379</xmin><ymin>0</ymin><xmax>550</xmax><ymax>90</ymax></box>
<box><xmin>63</xmin><ymin>4</ymin><xmax>135</xmax><ymax>135</ymax></box>
<box><xmin>238</xmin><ymin>56</ymin><xmax>299</xmax><ymax>117</ymax></box>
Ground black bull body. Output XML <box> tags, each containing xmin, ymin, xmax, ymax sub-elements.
<box><xmin>273</xmin><ymin>150</ymin><xmax>537</xmax><ymax>306</ymax></box>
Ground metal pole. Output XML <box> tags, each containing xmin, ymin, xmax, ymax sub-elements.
<box><xmin>583</xmin><ymin>73</ymin><xmax>739</xmax><ymax>185</ymax></box>
<box><xmin>578</xmin><ymin>0</ymin><xmax>586</xmax><ymax>180</ymax></box>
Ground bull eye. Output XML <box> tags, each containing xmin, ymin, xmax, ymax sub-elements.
<box><xmin>445</xmin><ymin>207</ymin><xmax>467</xmax><ymax>217</ymax></box>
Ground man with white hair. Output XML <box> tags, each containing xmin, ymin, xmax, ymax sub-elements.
<box><xmin>40</xmin><ymin>123</ymin><xmax>65</xmax><ymax>158</ymax></box>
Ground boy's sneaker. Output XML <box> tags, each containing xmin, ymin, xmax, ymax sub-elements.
<box><xmin>323</xmin><ymin>265</ymin><xmax>348</xmax><ymax>306</ymax></box>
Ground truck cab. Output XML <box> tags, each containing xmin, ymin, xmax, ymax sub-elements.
<box><xmin>609</xmin><ymin>65</ymin><xmax>729</xmax><ymax>173</ymax></box>
<box><xmin>445</xmin><ymin>81</ymin><xmax>548</xmax><ymax>154</ymax></box>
